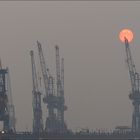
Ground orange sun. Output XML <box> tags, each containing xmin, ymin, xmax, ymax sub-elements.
<box><xmin>119</xmin><ymin>29</ymin><xmax>134</xmax><ymax>43</ymax></box>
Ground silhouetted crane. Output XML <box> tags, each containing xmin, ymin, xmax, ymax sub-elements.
<box><xmin>55</xmin><ymin>46</ymin><xmax>67</xmax><ymax>133</ymax></box>
<box><xmin>37</xmin><ymin>41</ymin><xmax>57</xmax><ymax>132</ymax></box>
<box><xmin>124</xmin><ymin>37</ymin><xmax>140</xmax><ymax>133</ymax></box>
<box><xmin>30</xmin><ymin>50</ymin><xmax>43</xmax><ymax>133</ymax></box>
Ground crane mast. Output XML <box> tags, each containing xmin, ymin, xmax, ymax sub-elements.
<box><xmin>124</xmin><ymin>38</ymin><xmax>140</xmax><ymax>133</ymax></box>
<box><xmin>30</xmin><ymin>50</ymin><xmax>43</xmax><ymax>133</ymax></box>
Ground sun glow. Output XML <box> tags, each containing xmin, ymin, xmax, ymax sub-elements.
<box><xmin>119</xmin><ymin>29</ymin><xmax>133</xmax><ymax>43</ymax></box>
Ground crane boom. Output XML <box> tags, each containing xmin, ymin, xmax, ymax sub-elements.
<box><xmin>125</xmin><ymin>38</ymin><xmax>139</xmax><ymax>93</ymax></box>
<box><xmin>37</xmin><ymin>41</ymin><xmax>49</xmax><ymax>98</ymax></box>
<box><xmin>55</xmin><ymin>45</ymin><xmax>62</xmax><ymax>97</ymax></box>
<box><xmin>30</xmin><ymin>51</ymin><xmax>39</xmax><ymax>93</ymax></box>
<box><xmin>61</xmin><ymin>58</ymin><xmax>64</xmax><ymax>93</ymax></box>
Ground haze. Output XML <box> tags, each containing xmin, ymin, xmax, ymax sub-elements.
<box><xmin>0</xmin><ymin>1</ymin><xmax>139</xmax><ymax>132</ymax></box>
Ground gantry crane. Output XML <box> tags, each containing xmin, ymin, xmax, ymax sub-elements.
<box><xmin>37</xmin><ymin>41</ymin><xmax>57</xmax><ymax>132</ymax></box>
<box><xmin>30</xmin><ymin>50</ymin><xmax>43</xmax><ymax>133</ymax></box>
<box><xmin>0</xmin><ymin>61</ymin><xmax>15</xmax><ymax>132</ymax></box>
<box><xmin>124</xmin><ymin>37</ymin><xmax>140</xmax><ymax>133</ymax></box>
<box><xmin>55</xmin><ymin>46</ymin><xmax>67</xmax><ymax>133</ymax></box>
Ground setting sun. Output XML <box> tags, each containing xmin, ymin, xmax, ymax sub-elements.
<box><xmin>119</xmin><ymin>29</ymin><xmax>133</xmax><ymax>43</ymax></box>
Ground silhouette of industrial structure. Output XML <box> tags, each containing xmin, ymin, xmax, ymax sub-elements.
<box><xmin>124</xmin><ymin>38</ymin><xmax>140</xmax><ymax>133</ymax></box>
<box><xmin>1</xmin><ymin>37</ymin><xmax>140</xmax><ymax>139</ymax></box>
<box><xmin>30</xmin><ymin>50</ymin><xmax>43</xmax><ymax>133</ymax></box>
<box><xmin>36</xmin><ymin>41</ymin><xmax>67</xmax><ymax>133</ymax></box>
<box><xmin>0</xmin><ymin>63</ymin><xmax>15</xmax><ymax>133</ymax></box>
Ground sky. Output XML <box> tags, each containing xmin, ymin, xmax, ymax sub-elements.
<box><xmin>0</xmin><ymin>1</ymin><xmax>140</xmax><ymax>132</ymax></box>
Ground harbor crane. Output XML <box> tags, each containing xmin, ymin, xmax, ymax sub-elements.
<box><xmin>120</xmin><ymin>29</ymin><xmax>140</xmax><ymax>133</ymax></box>
<box><xmin>0</xmin><ymin>61</ymin><xmax>15</xmax><ymax>132</ymax></box>
<box><xmin>124</xmin><ymin>38</ymin><xmax>140</xmax><ymax>133</ymax></box>
<box><xmin>55</xmin><ymin>46</ymin><xmax>67</xmax><ymax>132</ymax></box>
<box><xmin>37</xmin><ymin>41</ymin><xmax>57</xmax><ymax>133</ymax></box>
<box><xmin>30</xmin><ymin>50</ymin><xmax>43</xmax><ymax>133</ymax></box>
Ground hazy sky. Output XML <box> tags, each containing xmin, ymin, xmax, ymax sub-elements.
<box><xmin>0</xmin><ymin>1</ymin><xmax>140</xmax><ymax>132</ymax></box>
